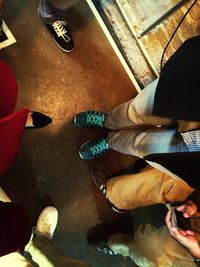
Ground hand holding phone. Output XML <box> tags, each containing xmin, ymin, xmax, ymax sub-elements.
<box><xmin>166</xmin><ymin>209</ymin><xmax>200</xmax><ymax>259</ymax></box>
<box><xmin>171</xmin><ymin>208</ymin><xmax>192</xmax><ymax>230</ymax></box>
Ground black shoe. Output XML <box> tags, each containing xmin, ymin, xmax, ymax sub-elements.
<box><xmin>38</xmin><ymin>0</ymin><xmax>74</xmax><ymax>52</ymax></box>
<box><xmin>28</xmin><ymin>112</ymin><xmax>52</xmax><ymax>128</ymax></box>
<box><xmin>0</xmin><ymin>26</ymin><xmax>8</xmax><ymax>42</ymax></box>
<box><xmin>88</xmin><ymin>234</ymin><xmax>117</xmax><ymax>256</ymax></box>
<box><xmin>90</xmin><ymin>165</ymin><xmax>126</xmax><ymax>213</ymax></box>
<box><xmin>90</xmin><ymin>164</ymin><xmax>108</xmax><ymax>197</ymax></box>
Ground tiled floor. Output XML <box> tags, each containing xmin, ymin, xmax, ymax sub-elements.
<box><xmin>0</xmin><ymin>1</ymin><xmax>166</xmax><ymax>266</ymax></box>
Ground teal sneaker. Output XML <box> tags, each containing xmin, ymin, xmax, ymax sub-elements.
<box><xmin>79</xmin><ymin>137</ymin><xmax>110</xmax><ymax>160</ymax></box>
<box><xmin>74</xmin><ymin>111</ymin><xmax>107</xmax><ymax>128</ymax></box>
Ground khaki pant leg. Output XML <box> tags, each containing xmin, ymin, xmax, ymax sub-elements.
<box><xmin>105</xmin><ymin>78</ymin><xmax>175</xmax><ymax>130</ymax></box>
<box><xmin>105</xmin><ymin>100</ymin><xmax>135</xmax><ymax>129</ymax></box>
<box><xmin>108</xmin><ymin>224</ymin><xmax>196</xmax><ymax>267</ymax></box>
<box><xmin>106</xmin><ymin>166</ymin><xmax>194</xmax><ymax>210</ymax></box>
<box><xmin>0</xmin><ymin>252</ymin><xmax>32</xmax><ymax>267</ymax></box>
<box><xmin>25</xmin><ymin>236</ymin><xmax>91</xmax><ymax>267</ymax></box>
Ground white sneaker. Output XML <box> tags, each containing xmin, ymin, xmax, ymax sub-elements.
<box><xmin>36</xmin><ymin>206</ymin><xmax>58</xmax><ymax>239</ymax></box>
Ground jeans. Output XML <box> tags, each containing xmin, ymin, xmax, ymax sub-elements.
<box><xmin>105</xmin><ymin>79</ymin><xmax>188</xmax><ymax>178</ymax></box>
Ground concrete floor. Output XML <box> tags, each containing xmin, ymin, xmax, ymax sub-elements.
<box><xmin>0</xmin><ymin>1</ymin><xmax>166</xmax><ymax>266</ymax></box>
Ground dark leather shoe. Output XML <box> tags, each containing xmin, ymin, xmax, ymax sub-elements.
<box><xmin>30</xmin><ymin>112</ymin><xmax>52</xmax><ymax>128</ymax></box>
<box><xmin>90</xmin><ymin>165</ymin><xmax>127</xmax><ymax>213</ymax></box>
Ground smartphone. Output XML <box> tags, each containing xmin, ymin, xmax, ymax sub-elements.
<box><xmin>171</xmin><ymin>208</ymin><xmax>191</xmax><ymax>230</ymax></box>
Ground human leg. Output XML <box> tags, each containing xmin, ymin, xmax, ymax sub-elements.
<box><xmin>0</xmin><ymin>251</ymin><xmax>33</xmax><ymax>267</ymax></box>
<box><xmin>0</xmin><ymin>109</ymin><xmax>52</xmax><ymax>176</ymax></box>
<box><xmin>74</xmin><ymin>78</ymin><xmax>176</xmax><ymax>130</ymax></box>
<box><xmin>79</xmin><ymin>126</ymin><xmax>188</xmax><ymax>161</ymax></box>
<box><xmin>26</xmin><ymin>236</ymin><xmax>91</xmax><ymax>267</ymax></box>
<box><xmin>0</xmin><ymin>60</ymin><xmax>52</xmax><ymax>129</ymax></box>
<box><xmin>24</xmin><ymin>206</ymin><xmax>91</xmax><ymax>267</ymax></box>
<box><xmin>0</xmin><ymin>60</ymin><xmax>52</xmax><ymax>175</ymax></box>
<box><xmin>106</xmin><ymin>166</ymin><xmax>194</xmax><ymax>210</ymax></box>
<box><xmin>90</xmin><ymin>164</ymin><xmax>194</xmax><ymax>211</ymax></box>
<box><xmin>38</xmin><ymin>0</ymin><xmax>74</xmax><ymax>52</ymax></box>
<box><xmin>105</xmin><ymin>78</ymin><xmax>176</xmax><ymax>129</ymax></box>
<box><xmin>0</xmin><ymin>205</ymin><xmax>90</xmax><ymax>267</ymax></box>
<box><xmin>107</xmin><ymin>127</ymin><xmax>189</xmax><ymax>157</ymax></box>
<box><xmin>89</xmin><ymin>223</ymin><xmax>196</xmax><ymax>266</ymax></box>
<box><xmin>76</xmin><ymin>79</ymin><xmax>180</xmax><ymax>160</ymax></box>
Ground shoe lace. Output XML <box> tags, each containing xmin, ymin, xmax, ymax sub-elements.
<box><xmin>98</xmin><ymin>241</ymin><xmax>117</xmax><ymax>255</ymax></box>
<box><xmin>86</xmin><ymin>111</ymin><xmax>106</xmax><ymax>128</ymax></box>
<box><xmin>90</xmin><ymin>138</ymin><xmax>110</xmax><ymax>158</ymax></box>
<box><xmin>52</xmin><ymin>20</ymin><xmax>70</xmax><ymax>42</ymax></box>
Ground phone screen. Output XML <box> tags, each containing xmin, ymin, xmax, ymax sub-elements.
<box><xmin>171</xmin><ymin>208</ymin><xmax>191</xmax><ymax>230</ymax></box>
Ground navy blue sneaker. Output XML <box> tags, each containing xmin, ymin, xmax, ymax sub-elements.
<box><xmin>74</xmin><ymin>111</ymin><xmax>107</xmax><ymax>129</ymax></box>
<box><xmin>79</xmin><ymin>137</ymin><xmax>110</xmax><ymax>160</ymax></box>
<box><xmin>38</xmin><ymin>0</ymin><xmax>74</xmax><ymax>52</ymax></box>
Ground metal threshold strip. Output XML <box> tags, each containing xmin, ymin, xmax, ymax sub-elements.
<box><xmin>114</xmin><ymin>0</ymin><xmax>159</xmax><ymax>78</ymax></box>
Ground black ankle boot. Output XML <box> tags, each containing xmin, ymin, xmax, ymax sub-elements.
<box><xmin>31</xmin><ymin>112</ymin><xmax>52</xmax><ymax>128</ymax></box>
